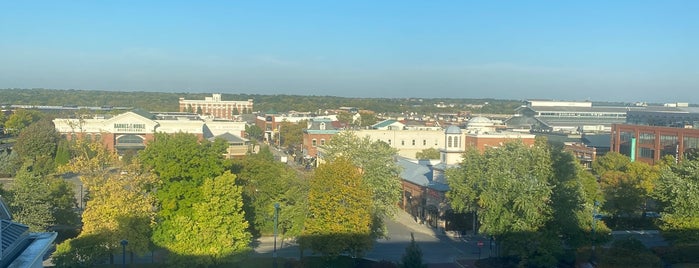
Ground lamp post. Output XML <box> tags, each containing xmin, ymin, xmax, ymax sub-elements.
<box><xmin>120</xmin><ymin>239</ymin><xmax>128</xmax><ymax>268</ymax></box>
<box><xmin>273</xmin><ymin>203</ymin><xmax>280</xmax><ymax>266</ymax></box>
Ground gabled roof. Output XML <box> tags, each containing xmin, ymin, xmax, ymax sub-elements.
<box><xmin>582</xmin><ymin>134</ymin><xmax>611</xmax><ymax>148</ymax></box>
<box><xmin>397</xmin><ymin>158</ymin><xmax>432</xmax><ymax>186</ymax></box>
<box><xmin>210</xmin><ymin>132</ymin><xmax>248</xmax><ymax>143</ymax></box>
<box><xmin>130</xmin><ymin>108</ymin><xmax>156</xmax><ymax>119</ymax></box>
<box><xmin>372</xmin><ymin>119</ymin><xmax>405</xmax><ymax>129</ymax></box>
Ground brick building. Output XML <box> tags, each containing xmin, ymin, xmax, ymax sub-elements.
<box><xmin>611</xmin><ymin>124</ymin><xmax>699</xmax><ymax>165</ymax></box>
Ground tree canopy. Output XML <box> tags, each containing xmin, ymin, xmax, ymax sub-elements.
<box><xmin>447</xmin><ymin>140</ymin><xmax>599</xmax><ymax>267</ymax></box>
<box><xmin>322</xmin><ymin>131</ymin><xmax>402</xmax><ymax>238</ymax></box>
<box><xmin>300</xmin><ymin>157</ymin><xmax>373</xmax><ymax>258</ymax></box>
<box><xmin>653</xmin><ymin>158</ymin><xmax>699</xmax><ymax>242</ymax></box>
<box><xmin>14</xmin><ymin>118</ymin><xmax>60</xmax><ymax>175</ymax></box>
<box><xmin>231</xmin><ymin>146</ymin><xmax>308</xmax><ymax>237</ymax></box>
<box><xmin>592</xmin><ymin>152</ymin><xmax>660</xmax><ymax>218</ymax></box>
<box><xmin>3</xmin><ymin>108</ymin><xmax>43</xmax><ymax>135</ymax></box>
<box><xmin>415</xmin><ymin>148</ymin><xmax>440</xmax><ymax>160</ymax></box>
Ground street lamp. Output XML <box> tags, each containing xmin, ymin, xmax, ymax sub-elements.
<box><xmin>273</xmin><ymin>203</ymin><xmax>280</xmax><ymax>266</ymax></box>
<box><xmin>120</xmin><ymin>239</ymin><xmax>128</xmax><ymax>268</ymax></box>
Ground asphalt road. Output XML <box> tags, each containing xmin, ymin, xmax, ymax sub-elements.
<box><xmin>253</xmin><ymin>209</ymin><xmax>493</xmax><ymax>264</ymax></box>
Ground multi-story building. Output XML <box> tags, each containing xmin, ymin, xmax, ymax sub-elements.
<box><xmin>302</xmin><ymin>118</ymin><xmax>341</xmax><ymax>158</ymax></box>
<box><xmin>508</xmin><ymin>100</ymin><xmax>641</xmax><ymax>133</ymax></box>
<box><xmin>178</xmin><ymin>94</ymin><xmax>253</xmax><ymax>120</ymax></box>
<box><xmin>611</xmin><ymin>124</ymin><xmax>699</xmax><ymax>165</ymax></box>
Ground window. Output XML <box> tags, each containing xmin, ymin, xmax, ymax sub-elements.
<box><xmin>401</xmin><ymin>140</ymin><xmax>405</xmax><ymax>146</ymax></box>
<box><xmin>320</xmin><ymin>122</ymin><xmax>326</xmax><ymax>130</ymax></box>
<box><xmin>412</xmin><ymin>140</ymin><xmax>415</xmax><ymax>146</ymax></box>
<box><xmin>312</xmin><ymin>139</ymin><xmax>317</xmax><ymax>147</ymax></box>
<box><xmin>388</xmin><ymin>139</ymin><xmax>392</xmax><ymax>145</ymax></box>
<box><xmin>423</xmin><ymin>140</ymin><xmax>426</xmax><ymax>146</ymax></box>
<box><xmin>448</xmin><ymin>136</ymin><xmax>452</xmax><ymax>147</ymax></box>
<box><xmin>661</xmin><ymin>135</ymin><xmax>679</xmax><ymax>158</ymax></box>
<box><xmin>660</xmin><ymin>135</ymin><xmax>678</xmax><ymax>146</ymax></box>
<box><xmin>639</xmin><ymin>133</ymin><xmax>655</xmax><ymax>145</ymax></box>
<box><xmin>639</xmin><ymin>147</ymin><xmax>654</xmax><ymax>158</ymax></box>
<box><xmin>320</xmin><ymin>139</ymin><xmax>326</xmax><ymax>146</ymax></box>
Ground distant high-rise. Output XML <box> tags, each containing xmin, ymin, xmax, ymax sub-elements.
<box><xmin>179</xmin><ymin>94</ymin><xmax>254</xmax><ymax>120</ymax></box>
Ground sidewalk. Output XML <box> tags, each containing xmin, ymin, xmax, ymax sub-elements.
<box><xmin>393</xmin><ymin>209</ymin><xmax>456</xmax><ymax>238</ymax></box>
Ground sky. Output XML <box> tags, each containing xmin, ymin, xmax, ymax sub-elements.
<box><xmin>1</xmin><ymin>1</ymin><xmax>697</xmax><ymax>103</ymax></box>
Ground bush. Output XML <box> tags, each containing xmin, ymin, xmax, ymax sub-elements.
<box><xmin>659</xmin><ymin>244</ymin><xmax>699</xmax><ymax>264</ymax></box>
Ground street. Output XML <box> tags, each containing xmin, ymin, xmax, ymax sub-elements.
<box><xmin>253</xmin><ymin>209</ymin><xmax>493</xmax><ymax>265</ymax></box>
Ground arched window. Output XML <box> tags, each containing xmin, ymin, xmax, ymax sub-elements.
<box><xmin>320</xmin><ymin>122</ymin><xmax>326</xmax><ymax>130</ymax></box>
<box><xmin>320</xmin><ymin>139</ymin><xmax>326</xmax><ymax>146</ymax></box>
<box><xmin>448</xmin><ymin>136</ymin><xmax>453</xmax><ymax>147</ymax></box>
<box><xmin>312</xmin><ymin>139</ymin><xmax>317</xmax><ymax>147</ymax></box>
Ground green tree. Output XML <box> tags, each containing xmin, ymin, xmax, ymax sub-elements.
<box><xmin>401</xmin><ymin>233</ymin><xmax>426</xmax><ymax>268</ymax></box>
<box><xmin>138</xmin><ymin>132</ymin><xmax>244</xmax><ymax>264</ymax></box>
<box><xmin>78</xmin><ymin>162</ymin><xmax>158</xmax><ymax>256</ymax></box>
<box><xmin>52</xmin><ymin>233</ymin><xmax>112</xmax><ymax>268</ymax></box>
<box><xmin>138</xmin><ymin>132</ymin><xmax>225</xmax><ymax>183</ymax></box>
<box><xmin>245</xmin><ymin>124</ymin><xmax>263</xmax><ymax>140</ymax></box>
<box><xmin>336</xmin><ymin>112</ymin><xmax>354</xmax><ymax>126</ymax></box>
<box><xmin>592</xmin><ymin>153</ymin><xmax>659</xmax><ymax>218</ymax></box>
<box><xmin>447</xmin><ymin>141</ymin><xmax>557</xmax><ymax>266</ymax></box>
<box><xmin>165</xmin><ymin>172</ymin><xmax>250</xmax><ymax>265</ymax></box>
<box><xmin>547</xmin><ymin>142</ymin><xmax>609</xmax><ymax>251</ymax></box>
<box><xmin>47</xmin><ymin>177</ymin><xmax>80</xmax><ymax>227</ymax></box>
<box><xmin>653</xmin><ymin>159</ymin><xmax>699</xmax><ymax>242</ymax></box>
<box><xmin>279</xmin><ymin>120</ymin><xmax>305</xmax><ymax>149</ymax></box>
<box><xmin>0</xmin><ymin>150</ymin><xmax>21</xmax><ymax>177</ymax></box>
<box><xmin>3</xmin><ymin>109</ymin><xmax>43</xmax><ymax>135</ymax></box>
<box><xmin>0</xmin><ymin>111</ymin><xmax>6</xmax><ymax>127</ymax></box>
<box><xmin>14</xmin><ymin>119</ymin><xmax>60</xmax><ymax>175</ymax></box>
<box><xmin>415</xmin><ymin>148</ymin><xmax>440</xmax><ymax>160</ymax></box>
<box><xmin>358</xmin><ymin>112</ymin><xmax>378</xmax><ymax>127</ymax></box>
<box><xmin>592</xmin><ymin>152</ymin><xmax>630</xmax><ymax>175</ymax></box>
<box><xmin>231</xmin><ymin>147</ymin><xmax>307</xmax><ymax>237</ymax></box>
<box><xmin>323</xmin><ymin>131</ymin><xmax>402</xmax><ymax>238</ymax></box>
<box><xmin>300</xmin><ymin>157</ymin><xmax>373</xmax><ymax>258</ymax></box>
<box><xmin>7</xmin><ymin>166</ymin><xmax>54</xmax><ymax>231</ymax></box>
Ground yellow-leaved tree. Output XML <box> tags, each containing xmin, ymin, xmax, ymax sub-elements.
<box><xmin>300</xmin><ymin>156</ymin><xmax>373</xmax><ymax>258</ymax></box>
<box><xmin>53</xmin><ymin>139</ymin><xmax>158</xmax><ymax>267</ymax></box>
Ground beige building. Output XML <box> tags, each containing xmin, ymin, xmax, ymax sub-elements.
<box><xmin>179</xmin><ymin>93</ymin><xmax>254</xmax><ymax>120</ymax></box>
<box><xmin>54</xmin><ymin>110</ymin><xmax>249</xmax><ymax>155</ymax></box>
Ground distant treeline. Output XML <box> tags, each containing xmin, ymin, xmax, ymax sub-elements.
<box><xmin>0</xmin><ymin>88</ymin><xmax>524</xmax><ymax>114</ymax></box>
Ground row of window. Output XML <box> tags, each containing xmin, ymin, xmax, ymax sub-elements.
<box><xmin>384</xmin><ymin>139</ymin><xmax>439</xmax><ymax>147</ymax></box>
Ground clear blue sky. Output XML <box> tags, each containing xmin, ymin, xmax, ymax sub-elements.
<box><xmin>1</xmin><ymin>1</ymin><xmax>697</xmax><ymax>103</ymax></box>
